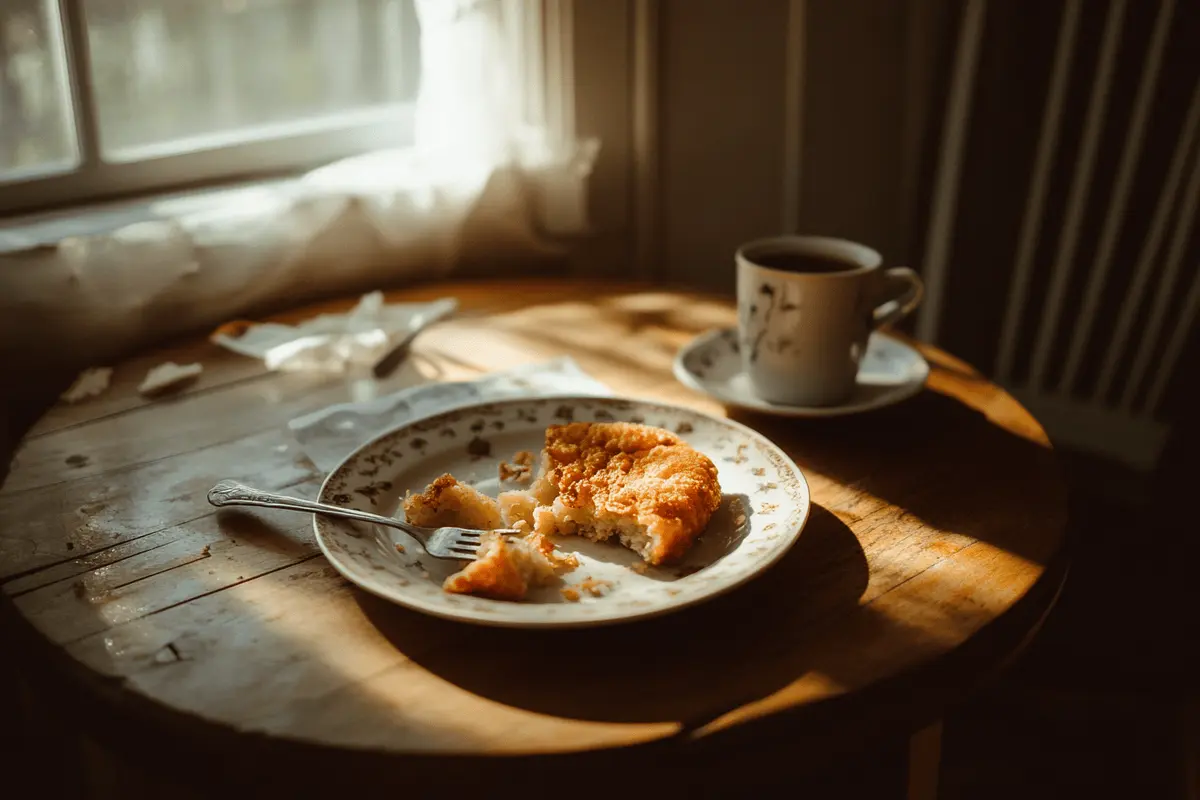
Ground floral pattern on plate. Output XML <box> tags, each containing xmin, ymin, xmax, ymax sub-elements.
<box><xmin>315</xmin><ymin>395</ymin><xmax>810</xmax><ymax>628</ymax></box>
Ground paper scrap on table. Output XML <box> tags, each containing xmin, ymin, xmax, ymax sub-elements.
<box><xmin>61</xmin><ymin>367</ymin><xmax>113</xmax><ymax>403</ymax></box>
<box><xmin>211</xmin><ymin>292</ymin><xmax>458</xmax><ymax>373</ymax></box>
<box><xmin>288</xmin><ymin>357</ymin><xmax>612</xmax><ymax>472</ymax></box>
<box><xmin>139</xmin><ymin>362</ymin><xmax>203</xmax><ymax>397</ymax></box>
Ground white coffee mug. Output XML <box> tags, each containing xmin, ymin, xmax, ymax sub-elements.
<box><xmin>736</xmin><ymin>236</ymin><xmax>924</xmax><ymax>406</ymax></box>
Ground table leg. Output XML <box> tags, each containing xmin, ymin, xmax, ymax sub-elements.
<box><xmin>1186</xmin><ymin>696</ymin><xmax>1198</xmax><ymax>800</ymax></box>
<box><xmin>907</xmin><ymin>720</ymin><xmax>944</xmax><ymax>800</ymax></box>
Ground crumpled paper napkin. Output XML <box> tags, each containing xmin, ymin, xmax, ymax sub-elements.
<box><xmin>212</xmin><ymin>291</ymin><xmax>457</xmax><ymax>373</ymax></box>
<box><xmin>288</xmin><ymin>357</ymin><xmax>612</xmax><ymax>472</ymax></box>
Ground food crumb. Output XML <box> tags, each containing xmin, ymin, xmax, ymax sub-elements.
<box><xmin>628</xmin><ymin>561</ymin><xmax>648</xmax><ymax>575</ymax></box>
<box><xmin>200</xmin><ymin>545</ymin><xmax>211</xmax><ymax>557</ymax></box>
<box><xmin>577</xmin><ymin>576</ymin><xmax>613</xmax><ymax>597</ymax></box>
<box><xmin>61</xmin><ymin>367</ymin><xmax>113</xmax><ymax>404</ymax></box>
<box><xmin>498</xmin><ymin>450</ymin><xmax>535</xmax><ymax>483</ymax></box>
<box><xmin>395</xmin><ymin>543</ymin><xmax>405</xmax><ymax>553</ymax></box>
<box><xmin>561</xmin><ymin>587</ymin><xmax>581</xmax><ymax>602</ymax></box>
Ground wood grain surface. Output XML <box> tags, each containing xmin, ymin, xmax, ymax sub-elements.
<box><xmin>0</xmin><ymin>280</ymin><xmax>1069</xmax><ymax>789</ymax></box>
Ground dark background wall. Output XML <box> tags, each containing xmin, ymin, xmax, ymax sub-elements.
<box><xmin>580</xmin><ymin>0</ymin><xmax>1199</xmax><ymax>476</ymax></box>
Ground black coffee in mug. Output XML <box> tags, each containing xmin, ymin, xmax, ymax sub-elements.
<box><xmin>752</xmin><ymin>252</ymin><xmax>857</xmax><ymax>274</ymax></box>
<box><xmin>736</xmin><ymin>235</ymin><xmax>925</xmax><ymax>406</ymax></box>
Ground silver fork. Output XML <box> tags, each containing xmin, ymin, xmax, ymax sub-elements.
<box><xmin>206</xmin><ymin>480</ymin><xmax>508</xmax><ymax>560</ymax></box>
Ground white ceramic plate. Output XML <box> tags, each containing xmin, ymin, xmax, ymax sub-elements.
<box><xmin>314</xmin><ymin>396</ymin><xmax>810</xmax><ymax>628</ymax></box>
<box><xmin>674</xmin><ymin>328</ymin><xmax>929</xmax><ymax>418</ymax></box>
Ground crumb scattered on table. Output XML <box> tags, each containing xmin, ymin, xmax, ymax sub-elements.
<box><xmin>200</xmin><ymin>545</ymin><xmax>211</xmax><ymax>557</ymax></box>
<box><xmin>561</xmin><ymin>587</ymin><xmax>581</xmax><ymax>602</ymax></box>
<box><xmin>629</xmin><ymin>561</ymin><xmax>648</xmax><ymax>575</ymax></box>
<box><xmin>61</xmin><ymin>367</ymin><xmax>113</xmax><ymax>403</ymax></box>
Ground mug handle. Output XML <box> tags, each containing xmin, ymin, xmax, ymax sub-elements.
<box><xmin>872</xmin><ymin>267</ymin><xmax>924</xmax><ymax>328</ymax></box>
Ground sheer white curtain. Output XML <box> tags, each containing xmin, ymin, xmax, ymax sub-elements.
<box><xmin>0</xmin><ymin>0</ymin><xmax>597</xmax><ymax>375</ymax></box>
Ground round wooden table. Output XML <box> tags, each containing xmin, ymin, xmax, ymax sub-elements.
<box><xmin>0</xmin><ymin>280</ymin><xmax>1069</xmax><ymax>796</ymax></box>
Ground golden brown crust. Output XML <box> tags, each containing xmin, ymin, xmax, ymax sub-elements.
<box><xmin>404</xmin><ymin>474</ymin><xmax>579</xmax><ymax>602</ymax></box>
<box><xmin>443</xmin><ymin>535</ymin><xmax>528</xmax><ymax>600</ymax></box>
<box><xmin>402</xmin><ymin>474</ymin><xmax>504</xmax><ymax>531</ymax></box>
<box><xmin>541</xmin><ymin>422</ymin><xmax>721</xmax><ymax>564</ymax></box>
<box><xmin>442</xmin><ymin>531</ymin><xmax>572</xmax><ymax>601</ymax></box>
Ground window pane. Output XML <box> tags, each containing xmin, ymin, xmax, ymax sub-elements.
<box><xmin>0</xmin><ymin>1</ymin><xmax>78</xmax><ymax>179</ymax></box>
<box><xmin>84</xmin><ymin>0</ymin><xmax>420</xmax><ymax>159</ymax></box>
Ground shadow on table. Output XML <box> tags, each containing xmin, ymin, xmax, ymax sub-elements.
<box><xmin>727</xmin><ymin>387</ymin><xmax>1067</xmax><ymax>566</ymax></box>
<box><xmin>357</xmin><ymin>380</ymin><xmax>1070</xmax><ymax>734</ymax></box>
<box><xmin>358</xmin><ymin>503</ymin><xmax>870</xmax><ymax>727</ymax></box>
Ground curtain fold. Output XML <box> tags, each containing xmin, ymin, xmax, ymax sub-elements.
<box><xmin>0</xmin><ymin>0</ymin><xmax>598</xmax><ymax>376</ymax></box>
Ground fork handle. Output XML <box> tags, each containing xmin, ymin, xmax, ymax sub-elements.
<box><xmin>207</xmin><ymin>479</ymin><xmax>420</xmax><ymax>535</ymax></box>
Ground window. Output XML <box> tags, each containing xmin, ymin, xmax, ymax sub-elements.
<box><xmin>0</xmin><ymin>0</ymin><xmax>420</xmax><ymax>216</ymax></box>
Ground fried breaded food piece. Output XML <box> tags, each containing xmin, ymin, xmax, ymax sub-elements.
<box><xmin>524</xmin><ymin>422</ymin><xmax>721</xmax><ymax>565</ymax></box>
<box><xmin>404</xmin><ymin>474</ymin><xmax>576</xmax><ymax>601</ymax></box>
<box><xmin>402</xmin><ymin>473</ymin><xmax>504</xmax><ymax>531</ymax></box>
<box><xmin>443</xmin><ymin>530</ymin><xmax>565</xmax><ymax>600</ymax></box>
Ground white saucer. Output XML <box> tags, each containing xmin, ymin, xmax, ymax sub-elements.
<box><xmin>673</xmin><ymin>328</ymin><xmax>929</xmax><ymax>418</ymax></box>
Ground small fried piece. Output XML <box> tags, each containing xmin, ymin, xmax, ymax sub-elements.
<box><xmin>404</xmin><ymin>474</ymin><xmax>576</xmax><ymax>601</ymax></box>
<box><xmin>402</xmin><ymin>474</ymin><xmax>504</xmax><ymax>531</ymax></box>
<box><xmin>444</xmin><ymin>531</ymin><xmax>576</xmax><ymax>601</ymax></box>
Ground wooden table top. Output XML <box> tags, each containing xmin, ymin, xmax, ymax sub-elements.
<box><xmin>0</xmin><ymin>280</ymin><xmax>1068</xmax><ymax>785</ymax></box>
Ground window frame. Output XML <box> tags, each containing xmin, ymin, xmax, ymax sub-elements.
<box><xmin>0</xmin><ymin>0</ymin><xmax>419</xmax><ymax>218</ymax></box>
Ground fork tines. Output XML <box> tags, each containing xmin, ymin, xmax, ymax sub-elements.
<box><xmin>440</xmin><ymin>527</ymin><xmax>523</xmax><ymax>560</ymax></box>
<box><xmin>447</xmin><ymin>543</ymin><xmax>481</xmax><ymax>558</ymax></box>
